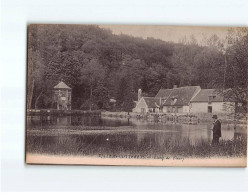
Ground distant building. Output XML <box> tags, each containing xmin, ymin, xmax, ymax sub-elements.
<box><xmin>109</xmin><ymin>97</ymin><xmax>117</xmax><ymax>111</ymax></box>
<box><xmin>53</xmin><ymin>81</ymin><xmax>72</xmax><ymax>110</ymax></box>
<box><xmin>132</xmin><ymin>97</ymin><xmax>161</xmax><ymax>113</ymax></box>
<box><xmin>132</xmin><ymin>86</ymin><xmax>201</xmax><ymax>114</ymax></box>
<box><xmin>190</xmin><ymin>89</ymin><xmax>235</xmax><ymax>113</ymax></box>
<box><xmin>162</xmin><ymin>86</ymin><xmax>201</xmax><ymax>113</ymax></box>
<box><xmin>132</xmin><ymin>86</ymin><xmax>236</xmax><ymax>114</ymax></box>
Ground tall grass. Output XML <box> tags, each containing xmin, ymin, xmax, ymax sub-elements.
<box><xmin>26</xmin><ymin>134</ymin><xmax>247</xmax><ymax>158</ymax></box>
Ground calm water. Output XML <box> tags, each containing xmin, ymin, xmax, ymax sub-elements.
<box><xmin>26</xmin><ymin>115</ymin><xmax>246</xmax><ymax>156</ymax></box>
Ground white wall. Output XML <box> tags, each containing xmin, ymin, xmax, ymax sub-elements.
<box><xmin>162</xmin><ymin>106</ymin><xmax>189</xmax><ymax>113</ymax></box>
<box><xmin>190</xmin><ymin>102</ymin><xmax>235</xmax><ymax>113</ymax></box>
<box><xmin>132</xmin><ymin>97</ymin><xmax>148</xmax><ymax>113</ymax></box>
<box><xmin>183</xmin><ymin>106</ymin><xmax>190</xmax><ymax>113</ymax></box>
<box><xmin>162</xmin><ymin>106</ymin><xmax>168</xmax><ymax>113</ymax></box>
<box><xmin>190</xmin><ymin>102</ymin><xmax>209</xmax><ymax>113</ymax></box>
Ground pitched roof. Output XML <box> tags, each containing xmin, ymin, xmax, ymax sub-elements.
<box><xmin>155</xmin><ymin>89</ymin><xmax>172</xmax><ymax>99</ymax></box>
<box><xmin>163</xmin><ymin>86</ymin><xmax>200</xmax><ymax>106</ymax></box>
<box><xmin>143</xmin><ymin>97</ymin><xmax>161</xmax><ymax>108</ymax></box>
<box><xmin>53</xmin><ymin>81</ymin><xmax>71</xmax><ymax>89</ymax></box>
<box><xmin>190</xmin><ymin>89</ymin><xmax>223</xmax><ymax>102</ymax></box>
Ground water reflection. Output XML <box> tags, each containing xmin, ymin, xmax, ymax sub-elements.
<box><xmin>26</xmin><ymin>115</ymin><xmax>247</xmax><ymax>156</ymax></box>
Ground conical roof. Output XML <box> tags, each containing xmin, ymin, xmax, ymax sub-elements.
<box><xmin>53</xmin><ymin>81</ymin><xmax>71</xmax><ymax>89</ymax></box>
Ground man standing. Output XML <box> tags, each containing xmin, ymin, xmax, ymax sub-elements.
<box><xmin>212</xmin><ymin>115</ymin><xmax>222</xmax><ymax>145</ymax></box>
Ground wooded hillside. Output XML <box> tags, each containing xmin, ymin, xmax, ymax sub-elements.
<box><xmin>27</xmin><ymin>25</ymin><xmax>248</xmax><ymax>112</ymax></box>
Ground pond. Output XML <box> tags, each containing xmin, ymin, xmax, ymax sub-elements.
<box><xmin>26</xmin><ymin>115</ymin><xmax>247</xmax><ymax>157</ymax></box>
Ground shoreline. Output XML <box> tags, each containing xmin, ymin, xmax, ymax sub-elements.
<box><xmin>26</xmin><ymin>128</ymin><xmax>246</xmax><ymax>136</ymax></box>
<box><xmin>27</xmin><ymin>111</ymin><xmax>247</xmax><ymax>125</ymax></box>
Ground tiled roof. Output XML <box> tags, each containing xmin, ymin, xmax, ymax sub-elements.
<box><xmin>143</xmin><ymin>97</ymin><xmax>161</xmax><ymax>108</ymax></box>
<box><xmin>191</xmin><ymin>89</ymin><xmax>223</xmax><ymax>102</ymax></box>
<box><xmin>163</xmin><ymin>86</ymin><xmax>200</xmax><ymax>106</ymax></box>
<box><xmin>155</xmin><ymin>89</ymin><xmax>172</xmax><ymax>99</ymax></box>
<box><xmin>53</xmin><ymin>81</ymin><xmax>71</xmax><ymax>89</ymax></box>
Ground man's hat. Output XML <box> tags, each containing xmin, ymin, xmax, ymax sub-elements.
<box><xmin>212</xmin><ymin>115</ymin><xmax>217</xmax><ymax>119</ymax></box>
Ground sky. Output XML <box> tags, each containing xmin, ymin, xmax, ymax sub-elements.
<box><xmin>99</xmin><ymin>25</ymin><xmax>230</xmax><ymax>44</ymax></box>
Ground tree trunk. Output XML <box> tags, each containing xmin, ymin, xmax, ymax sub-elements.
<box><xmin>89</xmin><ymin>86</ymin><xmax>92</xmax><ymax>111</ymax></box>
<box><xmin>27</xmin><ymin>79</ymin><xmax>35</xmax><ymax>109</ymax></box>
<box><xmin>35</xmin><ymin>90</ymin><xmax>43</xmax><ymax>109</ymax></box>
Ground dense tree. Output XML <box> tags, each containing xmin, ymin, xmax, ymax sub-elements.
<box><xmin>116</xmin><ymin>75</ymin><xmax>136</xmax><ymax>112</ymax></box>
<box><xmin>27</xmin><ymin>25</ymin><xmax>247</xmax><ymax>113</ymax></box>
<box><xmin>80</xmin><ymin>59</ymin><xmax>106</xmax><ymax>110</ymax></box>
<box><xmin>219</xmin><ymin>29</ymin><xmax>248</xmax><ymax>113</ymax></box>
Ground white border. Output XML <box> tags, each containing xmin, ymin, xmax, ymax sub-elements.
<box><xmin>1</xmin><ymin>0</ymin><xmax>248</xmax><ymax>192</ymax></box>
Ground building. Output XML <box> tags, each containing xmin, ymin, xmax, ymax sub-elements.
<box><xmin>161</xmin><ymin>86</ymin><xmax>201</xmax><ymax>113</ymax></box>
<box><xmin>132</xmin><ymin>97</ymin><xmax>161</xmax><ymax>113</ymax></box>
<box><xmin>52</xmin><ymin>81</ymin><xmax>72</xmax><ymax>110</ymax></box>
<box><xmin>132</xmin><ymin>86</ymin><xmax>236</xmax><ymax>114</ymax></box>
<box><xmin>133</xmin><ymin>86</ymin><xmax>201</xmax><ymax>114</ymax></box>
<box><xmin>155</xmin><ymin>88</ymin><xmax>173</xmax><ymax>104</ymax></box>
<box><xmin>190</xmin><ymin>89</ymin><xmax>235</xmax><ymax>113</ymax></box>
<box><xmin>109</xmin><ymin>97</ymin><xmax>117</xmax><ymax>111</ymax></box>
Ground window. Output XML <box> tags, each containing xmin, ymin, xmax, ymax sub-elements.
<box><xmin>178</xmin><ymin>107</ymin><xmax>183</xmax><ymax>113</ymax></box>
<box><xmin>208</xmin><ymin>95</ymin><xmax>216</xmax><ymax>103</ymax></box>
<box><xmin>208</xmin><ymin>96</ymin><xmax>212</xmax><ymax>103</ymax></box>
<box><xmin>171</xmin><ymin>98</ymin><xmax>177</xmax><ymax>105</ymax></box>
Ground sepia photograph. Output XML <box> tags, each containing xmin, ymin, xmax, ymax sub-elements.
<box><xmin>26</xmin><ymin>24</ymin><xmax>247</xmax><ymax>166</ymax></box>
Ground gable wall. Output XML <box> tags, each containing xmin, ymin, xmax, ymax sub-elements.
<box><xmin>132</xmin><ymin>98</ymin><xmax>148</xmax><ymax>113</ymax></box>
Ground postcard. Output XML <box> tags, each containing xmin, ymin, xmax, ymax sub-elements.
<box><xmin>26</xmin><ymin>24</ymin><xmax>247</xmax><ymax>166</ymax></box>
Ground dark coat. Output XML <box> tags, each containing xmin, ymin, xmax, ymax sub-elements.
<box><xmin>213</xmin><ymin>120</ymin><xmax>221</xmax><ymax>137</ymax></box>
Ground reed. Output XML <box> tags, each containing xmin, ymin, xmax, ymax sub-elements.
<box><xmin>26</xmin><ymin>134</ymin><xmax>247</xmax><ymax>158</ymax></box>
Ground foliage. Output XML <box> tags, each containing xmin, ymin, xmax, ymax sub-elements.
<box><xmin>214</xmin><ymin>28</ymin><xmax>248</xmax><ymax>113</ymax></box>
<box><xmin>27</xmin><ymin>25</ymin><xmax>247</xmax><ymax>112</ymax></box>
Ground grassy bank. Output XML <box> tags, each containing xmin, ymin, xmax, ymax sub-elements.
<box><xmin>26</xmin><ymin>134</ymin><xmax>247</xmax><ymax>158</ymax></box>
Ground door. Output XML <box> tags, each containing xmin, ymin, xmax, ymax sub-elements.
<box><xmin>208</xmin><ymin>106</ymin><xmax>212</xmax><ymax>113</ymax></box>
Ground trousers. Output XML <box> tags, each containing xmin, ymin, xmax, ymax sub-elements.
<box><xmin>212</xmin><ymin>135</ymin><xmax>220</xmax><ymax>145</ymax></box>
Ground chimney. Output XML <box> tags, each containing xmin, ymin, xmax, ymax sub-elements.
<box><xmin>138</xmin><ymin>89</ymin><xmax>142</xmax><ymax>101</ymax></box>
<box><xmin>173</xmin><ymin>85</ymin><xmax>177</xmax><ymax>89</ymax></box>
